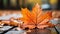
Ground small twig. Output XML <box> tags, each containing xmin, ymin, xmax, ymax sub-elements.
<box><xmin>54</xmin><ymin>26</ymin><xmax>59</xmax><ymax>34</ymax></box>
<box><xmin>0</xmin><ymin>26</ymin><xmax>17</xmax><ymax>34</ymax></box>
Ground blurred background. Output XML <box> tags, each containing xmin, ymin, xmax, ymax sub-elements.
<box><xmin>0</xmin><ymin>0</ymin><xmax>59</xmax><ymax>10</ymax></box>
<box><xmin>0</xmin><ymin>0</ymin><xmax>60</xmax><ymax>19</ymax></box>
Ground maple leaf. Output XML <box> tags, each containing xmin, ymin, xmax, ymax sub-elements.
<box><xmin>20</xmin><ymin>4</ymin><xmax>54</xmax><ymax>29</ymax></box>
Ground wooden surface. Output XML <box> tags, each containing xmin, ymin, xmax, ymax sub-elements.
<box><xmin>0</xmin><ymin>26</ymin><xmax>57</xmax><ymax>34</ymax></box>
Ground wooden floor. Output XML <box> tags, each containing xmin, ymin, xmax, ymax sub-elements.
<box><xmin>0</xmin><ymin>26</ymin><xmax>57</xmax><ymax>34</ymax></box>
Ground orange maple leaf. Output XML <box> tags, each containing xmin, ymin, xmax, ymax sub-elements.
<box><xmin>20</xmin><ymin>4</ymin><xmax>54</xmax><ymax>29</ymax></box>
